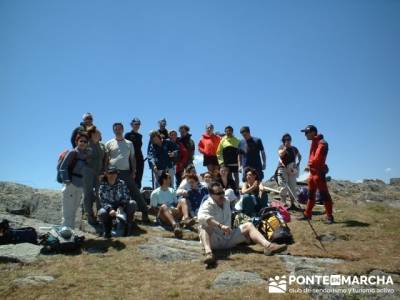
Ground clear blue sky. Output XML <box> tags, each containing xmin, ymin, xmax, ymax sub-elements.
<box><xmin>0</xmin><ymin>1</ymin><xmax>399</xmax><ymax>189</ymax></box>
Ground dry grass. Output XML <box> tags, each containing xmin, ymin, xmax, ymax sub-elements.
<box><xmin>0</xmin><ymin>197</ymin><xmax>399</xmax><ymax>299</ymax></box>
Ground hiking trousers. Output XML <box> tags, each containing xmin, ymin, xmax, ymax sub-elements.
<box><xmin>242</xmin><ymin>193</ymin><xmax>269</xmax><ymax>217</ymax></box>
<box><xmin>62</xmin><ymin>183</ymin><xmax>83</xmax><ymax>229</ymax></box>
<box><xmin>277</xmin><ymin>166</ymin><xmax>297</xmax><ymax>204</ymax></box>
<box><xmin>98</xmin><ymin>200</ymin><xmax>136</xmax><ymax>235</ymax></box>
<box><xmin>82</xmin><ymin>168</ymin><xmax>101</xmax><ymax>217</ymax></box>
<box><xmin>304</xmin><ymin>173</ymin><xmax>333</xmax><ymax>218</ymax></box>
<box><xmin>118</xmin><ymin>170</ymin><xmax>148</xmax><ymax>214</ymax></box>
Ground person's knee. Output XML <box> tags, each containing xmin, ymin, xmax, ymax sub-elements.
<box><xmin>159</xmin><ymin>204</ymin><xmax>168</xmax><ymax>211</ymax></box>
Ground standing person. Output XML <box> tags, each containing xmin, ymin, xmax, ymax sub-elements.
<box><xmin>105</xmin><ymin>122</ymin><xmax>150</xmax><ymax>223</ymax></box>
<box><xmin>125</xmin><ymin>118</ymin><xmax>145</xmax><ymax>189</ymax></box>
<box><xmin>298</xmin><ymin>125</ymin><xmax>334</xmax><ymax>224</ymax></box>
<box><xmin>71</xmin><ymin>113</ymin><xmax>94</xmax><ymax>147</ymax></box>
<box><xmin>169</xmin><ymin>130</ymin><xmax>188</xmax><ymax>188</ymax></box>
<box><xmin>276</xmin><ymin>133</ymin><xmax>302</xmax><ymax>209</ymax></box>
<box><xmin>238</xmin><ymin>126</ymin><xmax>266</xmax><ymax>181</ymax></box>
<box><xmin>59</xmin><ymin>133</ymin><xmax>89</xmax><ymax>228</ymax></box>
<box><xmin>216</xmin><ymin>126</ymin><xmax>240</xmax><ymax>187</ymax></box>
<box><xmin>198</xmin><ymin>182</ymin><xmax>288</xmax><ymax>265</ymax></box>
<box><xmin>83</xmin><ymin>126</ymin><xmax>107</xmax><ymax>225</ymax></box>
<box><xmin>147</xmin><ymin>131</ymin><xmax>179</xmax><ymax>188</ymax></box>
<box><xmin>98</xmin><ymin>167</ymin><xmax>137</xmax><ymax>238</ymax></box>
<box><xmin>158</xmin><ymin>118</ymin><xmax>169</xmax><ymax>139</ymax></box>
<box><xmin>198</xmin><ymin>123</ymin><xmax>221</xmax><ymax>173</ymax></box>
<box><xmin>178</xmin><ymin>125</ymin><xmax>195</xmax><ymax>167</ymax></box>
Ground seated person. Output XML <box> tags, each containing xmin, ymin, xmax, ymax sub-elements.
<box><xmin>150</xmin><ymin>172</ymin><xmax>194</xmax><ymax>238</ymax></box>
<box><xmin>98</xmin><ymin>167</ymin><xmax>137</xmax><ymax>238</ymax></box>
<box><xmin>198</xmin><ymin>182</ymin><xmax>287</xmax><ymax>265</ymax></box>
<box><xmin>184</xmin><ymin>174</ymin><xmax>209</xmax><ymax>216</ymax></box>
<box><xmin>241</xmin><ymin>168</ymin><xmax>269</xmax><ymax>217</ymax></box>
<box><xmin>216</xmin><ymin>164</ymin><xmax>239</xmax><ymax>204</ymax></box>
<box><xmin>176</xmin><ymin>165</ymin><xmax>206</xmax><ymax>197</ymax></box>
<box><xmin>200</xmin><ymin>171</ymin><xmax>213</xmax><ymax>188</ymax></box>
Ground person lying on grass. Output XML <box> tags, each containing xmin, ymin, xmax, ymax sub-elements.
<box><xmin>150</xmin><ymin>172</ymin><xmax>195</xmax><ymax>238</ymax></box>
<box><xmin>198</xmin><ymin>182</ymin><xmax>288</xmax><ymax>265</ymax></box>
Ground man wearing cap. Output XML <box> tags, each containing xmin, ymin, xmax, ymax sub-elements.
<box><xmin>125</xmin><ymin>118</ymin><xmax>144</xmax><ymax>189</ymax></box>
<box><xmin>238</xmin><ymin>126</ymin><xmax>266</xmax><ymax>181</ymax></box>
<box><xmin>198</xmin><ymin>123</ymin><xmax>221</xmax><ymax>173</ymax></box>
<box><xmin>98</xmin><ymin>166</ymin><xmax>137</xmax><ymax>238</ymax></box>
<box><xmin>299</xmin><ymin>125</ymin><xmax>334</xmax><ymax>224</ymax></box>
<box><xmin>105</xmin><ymin>123</ymin><xmax>150</xmax><ymax>223</ymax></box>
<box><xmin>158</xmin><ymin>118</ymin><xmax>169</xmax><ymax>139</ymax></box>
<box><xmin>70</xmin><ymin>113</ymin><xmax>94</xmax><ymax>147</ymax></box>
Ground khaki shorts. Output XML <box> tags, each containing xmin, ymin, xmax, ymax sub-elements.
<box><xmin>205</xmin><ymin>225</ymin><xmax>250</xmax><ymax>250</ymax></box>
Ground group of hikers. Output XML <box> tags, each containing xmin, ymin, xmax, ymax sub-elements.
<box><xmin>58</xmin><ymin>113</ymin><xmax>334</xmax><ymax>264</ymax></box>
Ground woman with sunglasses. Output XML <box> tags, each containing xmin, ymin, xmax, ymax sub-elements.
<box><xmin>276</xmin><ymin>133</ymin><xmax>302</xmax><ymax>209</ymax></box>
<box><xmin>59</xmin><ymin>133</ymin><xmax>90</xmax><ymax>228</ymax></box>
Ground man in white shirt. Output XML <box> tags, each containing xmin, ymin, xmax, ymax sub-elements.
<box><xmin>106</xmin><ymin>122</ymin><xmax>150</xmax><ymax>223</ymax></box>
<box><xmin>198</xmin><ymin>182</ymin><xmax>288</xmax><ymax>265</ymax></box>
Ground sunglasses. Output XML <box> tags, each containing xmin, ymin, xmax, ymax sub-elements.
<box><xmin>133</xmin><ymin>123</ymin><xmax>141</xmax><ymax>126</ymax></box>
<box><xmin>78</xmin><ymin>140</ymin><xmax>88</xmax><ymax>144</ymax></box>
<box><xmin>283</xmin><ymin>139</ymin><xmax>291</xmax><ymax>142</ymax></box>
<box><xmin>212</xmin><ymin>191</ymin><xmax>224</xmax><ymax>196</ymax></box>
<box><xmin>84</xmin><ymin>117</ymin><xmax>93</xmax><ymax>121</ymax></box>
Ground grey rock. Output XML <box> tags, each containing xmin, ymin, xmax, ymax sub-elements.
<box><xmin>389</xmin><ymin>178</ymin><xmax>400</xmax><ymax>186</ymax></box>
<box><xmin>13</xmin><ymin>275</ymin><xmax>54</xmax><ymax>287</ymax></box>
<box><xmin>212</xmin><ymin>271</ymin><xmax>266</xmax><ymax>289</ymax></box>
<box><xmin>138</xmin><ymin>237</ymin><xmax>202</xmax><ymax>262</ymax></box>
<box><xmin>0</xmin><ymin>243</ymin><xmax>42</xmax><ymax>263</ymax></box>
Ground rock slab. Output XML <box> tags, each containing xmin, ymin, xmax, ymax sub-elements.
<box><xmin>13</xmin><ymin>275</ymin><xmax>55</xmax><ymax>287</ymax></box>
<box><xmin>212</xmin><ymin>271</ymin><xmax>266</xmax><ymax>289</ymax></box>
<box><xmin>0</xmin><ymin>243</ymin><xmax>42</xmax><ymax>263</ymax></box>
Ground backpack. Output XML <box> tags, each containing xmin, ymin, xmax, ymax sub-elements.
<box><xmin>258</xmin><ymin>207</ymin><xmax>294</xmax><ymax>245</ymax></box>
<box><xmin>270</xmin><ymin>200</ymin><xmax>291</xmax><ymax>223</ymax></box>
<box><xmin>39</xmin><ymin>226</ymin><xmax>85</xmax><ymax>253</ymax></box>
<box><xmin>56</xmin><ymin>150</ymin><xmax>78</xmax><ymax>183</ymax></box>
<box><xmin>0</xmin><ymin>219</ymin><xmax>38</xmax><ymax>245</ymax></box>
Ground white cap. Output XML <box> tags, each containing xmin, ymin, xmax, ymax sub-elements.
<box><xmin>82</xmin><ymin>112</ymin><xmax>93</xmax><ymax>120</ymax></box>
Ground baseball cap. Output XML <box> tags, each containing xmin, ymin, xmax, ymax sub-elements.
<box><xmin>82</xmin><ymin>112</ymin><xmax>93</xmax><ymax>120</ymax></box>
<box><xmin>131</xmin><ymin>117</ymin><xmax>141</xmax><ymax>125</ymax></box>
<box><xmin>106</xmin><ymin>166</ymin><xmax>119</xmax><ymax>174</ymax></box>
<box><xmin>301</xmin><ymin>125</ymin><xmax>318</xmax><ymax>134</ymax></box>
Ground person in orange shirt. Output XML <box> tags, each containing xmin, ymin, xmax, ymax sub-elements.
<box><xmin>198</xmin><ymin>123</ymin><xmax>221</xmax><ymax>173</ymax></box>
<box><xmin>298</xmin><ymin>125</ymin><xmax>334</xmax><ymax>224</ymax></box>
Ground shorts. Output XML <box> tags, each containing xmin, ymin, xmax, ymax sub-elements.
<box><xmin>203</xmin><ymin>155</ymin><xmax>219</xmax><ymax>166</ymax></box>
<box><xmin>204</xmin><ymin>225</ymin><xmax>250</xmax><ymax>250</ymax></box>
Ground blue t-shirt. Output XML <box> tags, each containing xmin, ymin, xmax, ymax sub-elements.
<box><xmin>238</xmin><ymin>137</ymin><xmax>264</xmax><ymax>170</ymax></box>
<box><xmin>150</xmin><ymin>187</ymin><xmax>177</xmax><ymax>208</ymax></box>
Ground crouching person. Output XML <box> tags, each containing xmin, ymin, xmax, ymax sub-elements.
<box><xmin>198</xmin><ymin>182</ymin><xmax>287</xmax><ymax>265</ymax></box>
<box><xmin>150</xmin><ymin>172</ymin><xmax>194</xmax><ymax>239</ymax></box>
<box><xmin>98</xmin><ymin>167</ymin><xmax>137</xmax><ymax>238</ymax></box>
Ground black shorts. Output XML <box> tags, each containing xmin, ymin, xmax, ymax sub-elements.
<box><xmin>203</xmin><ymin>155</ymin><xmax>219</xmax><ymax>166</ymax></box>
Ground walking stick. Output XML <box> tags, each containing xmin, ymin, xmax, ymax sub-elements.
<box><xmin>285</xmin><ymin>182</ymin><xmax>328</xmax><ymax>252</ymax></box>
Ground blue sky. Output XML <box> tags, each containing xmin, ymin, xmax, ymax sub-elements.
<box><xmin>0</xmin><ymin>1</ymin><xmax>399</xmax><ymax>189</ymax></box>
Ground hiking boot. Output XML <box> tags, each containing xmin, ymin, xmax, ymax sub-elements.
<box><xmin>181</xmin><ymin>217</ymin><xmax>196</xmax><ymax>228</ymax></box>
<box><xmin>203</xmin><ymin>252</ymin><xmax>216</xmax><ymax>265</ymax></box>
<box><xmin>141</xmin><ymin>213</ymin><xmax>152</xmax><ymax>224</ymax></box>
<box><xmin>297</xmin><ymin>214</ymin><xmax>311</xmax><ymax>221</ymax></box>
<box><xmin>325</xmin><ymin>216</ymin><xmax>334</xmax><ymax>224</ymax></box>
<box><xmin>264</xmin><ymin>243</ymin><xmax>288</xmax><ymax>256</ymax></box>
<box><xmin>173</xmin><ymin>224</ymin><xmax>183</xmax><ymax>239</ymax></box>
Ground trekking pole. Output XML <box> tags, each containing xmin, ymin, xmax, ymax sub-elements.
<box><xmin>285</xmin><ymin>183</ymin><xmax>327</xmax><ymax>252</ymax></box>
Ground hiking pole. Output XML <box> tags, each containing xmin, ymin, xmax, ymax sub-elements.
<box><xmin>285</xmin><ymin>182</ymin><xmax>328</xmax><ymax>252</ymax></box>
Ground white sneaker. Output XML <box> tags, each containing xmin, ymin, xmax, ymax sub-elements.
<box><xmin>116</xmin><ymin>207</ymin><xmax>127</xmax><ymax>223</ymax></box>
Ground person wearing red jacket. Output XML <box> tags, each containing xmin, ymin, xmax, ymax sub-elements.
<box><xmin>299</xmin><ymin>125</ymin><xmax>334</xmax><ymax>224</ymax></box>
<box><xmin>198</xmin><ymin>123</ymin><xmax>221</xmax><ymax>173</ymax></box>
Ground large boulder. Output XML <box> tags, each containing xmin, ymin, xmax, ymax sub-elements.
<box><xmin>0</xmin><ymin>243</ymin><xmax>42</xmax><ymax>263</ymax></box>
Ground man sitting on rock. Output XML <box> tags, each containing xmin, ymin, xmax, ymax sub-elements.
<box><xmin>150</xmin><ymin>172</ymin><xmax>194</xmax><ymax>238</ymax></box>
<box><xmin>98</xmin><ymin>166</ymin><xmax>137</xmax><ymax>238</ymax></box>
<box><xmin>198</xmin><ymin>182</ymin><xmax>288</xmax><ymax>265</ymax></box>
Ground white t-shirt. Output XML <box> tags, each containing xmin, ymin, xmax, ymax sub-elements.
<box><xmin>105</xmin><ymin>138</ymin><xmax>135</xmax><ymax>171</ymax></box>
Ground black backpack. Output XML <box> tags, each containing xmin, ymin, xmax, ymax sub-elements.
<box><xmin>39</xmin><ymin>226</ymin><xmax>85</xmax><ymax>253</ymax></box>
<box><xmin>0</xmin><ymin>219</ymin><xmax>38</xmax><ymax>245</ymax></box>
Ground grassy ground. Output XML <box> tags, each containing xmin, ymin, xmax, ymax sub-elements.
<box><xmin>0</xmin><ymin>196</ymin><xmax>399</xmax><ymax>300</ymax></box>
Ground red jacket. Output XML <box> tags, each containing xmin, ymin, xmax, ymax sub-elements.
<box><xmin>308</xmin><ymin>134</ymin><xmax>329</xmax><ymax>174</ymax></box>
<box><xmin>198</xmin><ymin>134</ymin><xmax>221</xmax><ymax>156</ymax></box>
<box><xmin>176</xmin><ymin>142</ymin><xmax>189</xmax><ymax>173</ymax></box>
